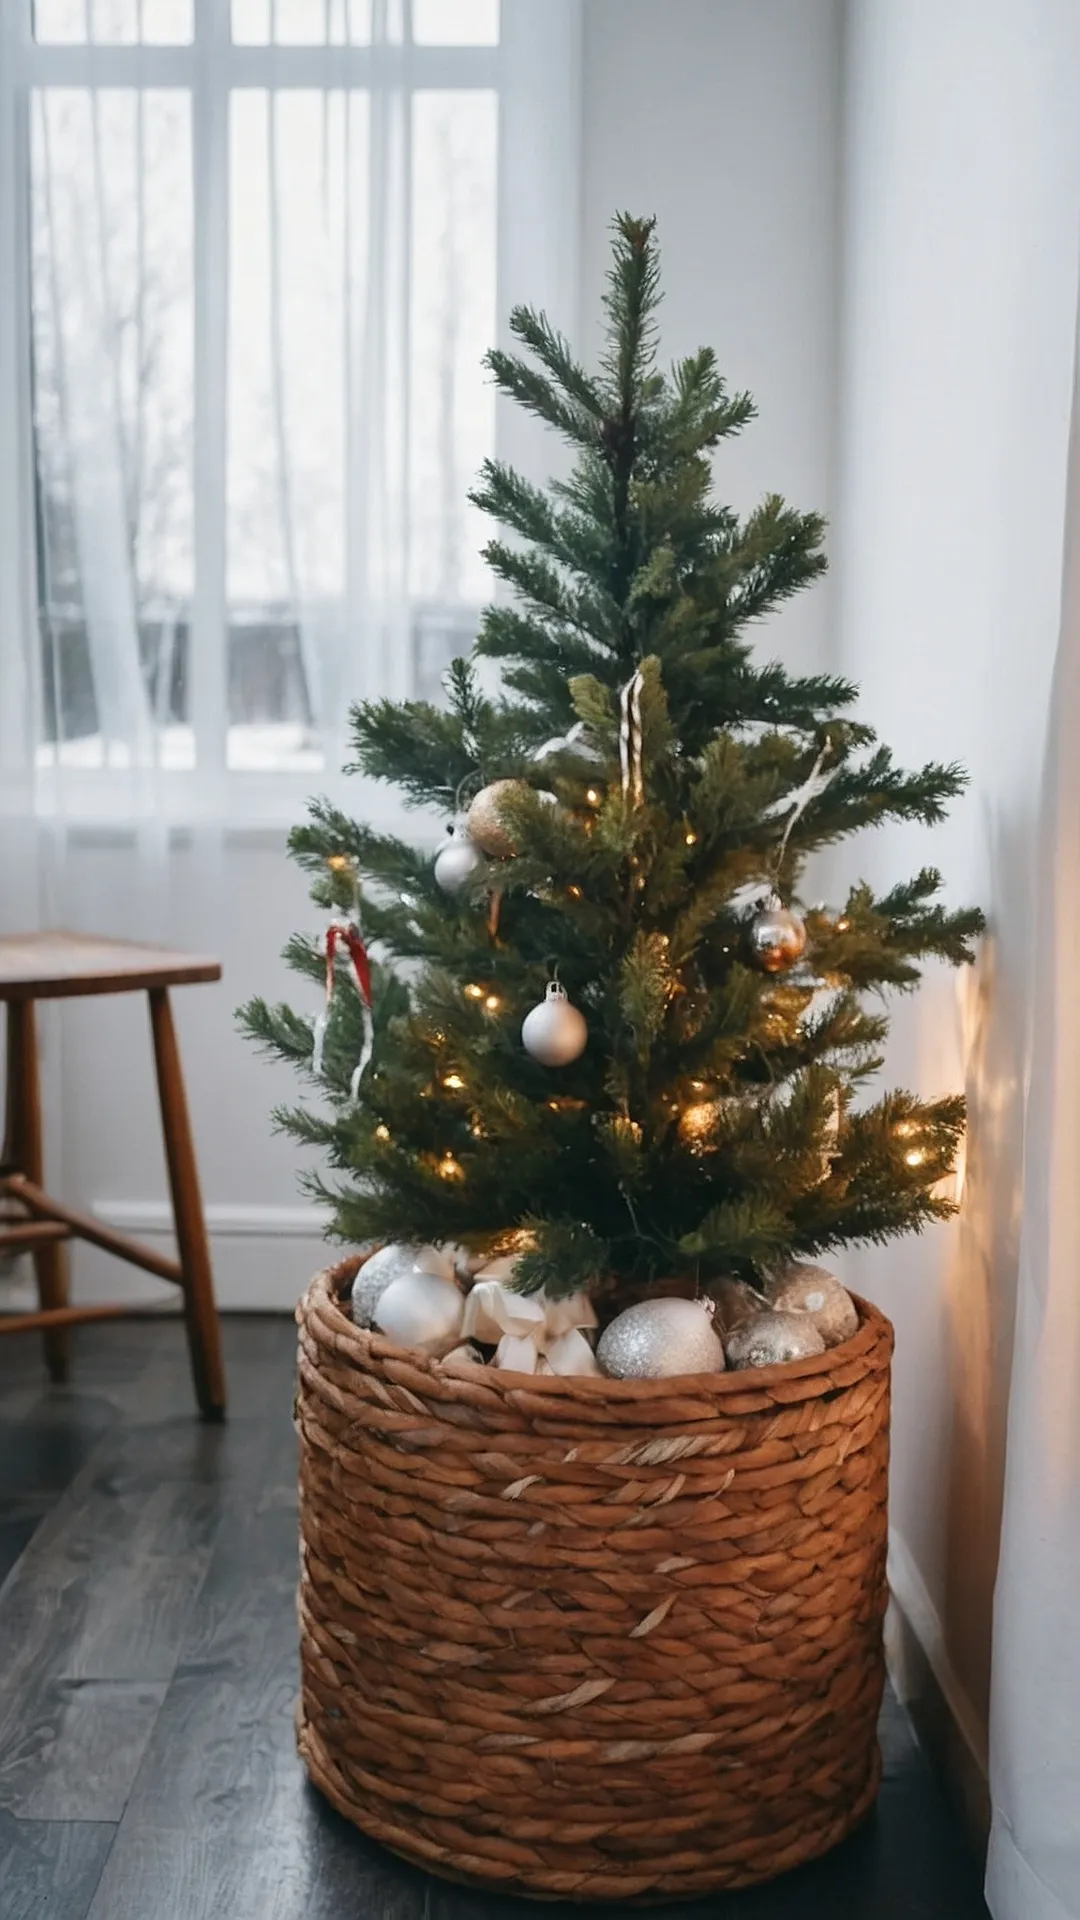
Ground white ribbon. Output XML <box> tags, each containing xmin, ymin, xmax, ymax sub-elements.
<box><xmin>462</xmin><ymin>1275</ymin><xmax>600</xmax><ymax>1375</ymax></box>
<box><xmin>619</xmin><ymin>668</ymin><xmax>645</xmax><ymax>808</ymax></box>
<box><xmin>532</xmin><ymin>720</ymin><xmax>597</xmax><ymax>763</ymax></box>
<box><xmin>767</xmin><ymin>736</ymin><xmax>832</xmax><ymax>875</ymax></box>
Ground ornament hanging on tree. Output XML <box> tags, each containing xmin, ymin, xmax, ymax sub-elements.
<box><xmin>725</xmin><ymin>1308</ymin><xmax>826</xmax><ymax>1370</ymax></box>
<box><xmin>373</xmin><ymin>1266</ymin><xmax>465</xmax><ymax>1355</ymax></box>
<box><xmin>350</xmin><ymin>1242</ymin><xmax>456</xmax><ymax>1328</ymax></box>
<box><xmin>770</xmin><ymin>1262</ymin><xmax>858</xmax><ymax>1347</ymax></box>
<box><xmin>312</xmin><ymin>916</ymin><xmax>375</xmax><ymax>1096</ymax></box>
<box><xmin>748</xmin><ymin>893</ymin><xmax>808</xmax><ymax>973</ymax></box>
<box><xmin>597</xmin><ymin>1296</ymin><xmax>725</xmax><ymax>1379</ymax></box>
<box><xmin>521</xmin><ymin>981</ymin><xmax>588</xmax><ymax>1066</ymax></box>
<box><xmin>466</xmin><ymin>779</ymin><xmax>556</xmax><ymax>857</ymax></box>
<box><xmin>466</xmin><ymin>779</ymin><xmax>527</xmax><ymax>857</ymax></box>
<box><xmin>434</xmin><ymin>823</ymin><xmax>487</xmax><ymax>895</ymax></box>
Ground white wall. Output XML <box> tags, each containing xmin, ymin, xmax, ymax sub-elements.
<box><xmin>833</xmin><ymin>0</ymin><xmax>1080</xmax><ymax>1779</ymax></box>
<box><xmin>582</xmin><ymin>0</ymin><xmax>843</xmax><ymax>664</ymax></box>
<box><xmin>7</xmin><ymin>0</ymin><xmax>846</xmax><ymax>1320</ymax></box>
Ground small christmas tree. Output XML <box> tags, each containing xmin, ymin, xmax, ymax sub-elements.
<box><xmin>242</xmin><ymin>214</ymin><xmax>982</xmax><ymax>1308</ymax></box>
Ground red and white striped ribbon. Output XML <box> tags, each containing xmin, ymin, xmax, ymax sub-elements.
<box><xmin>312</xmin><ymin>918</ymin><xmax>374</xmax><ymax>1097</ymax></box>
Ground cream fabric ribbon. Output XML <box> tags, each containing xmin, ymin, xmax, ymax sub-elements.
<box><xmin>462</xmin><ymin>1275</ymin><xmax>600</xmax><ymax>1375</ymax></box>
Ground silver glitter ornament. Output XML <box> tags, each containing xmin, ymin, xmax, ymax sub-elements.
<box><xmin>521</xmin><ymin>982</ymin><xmax>588</xmax><ymax>1067</ymax></box>
<box><xmin>350</xmin><ymin>1242</ymin><xmax>455</xmax><ymax>1326</ymax></box>
<box><xmin>749</xmin><ymin>894</ymin><xmax>808</xmax><ymax>973</ymax></box>
<box><xmin>725</xmin><ymin>1309</ymin><xmax>826</xmax><ymax>1370</ymax></box>
<box><xmin>374</xmin><ymin>1268</ymin><xmax>465</xmax><ymax>1355</ymax></box>
<box><xmin>770</xmin><ymin>1263</ymin><xmax>858</xmax><ymax>1347</ymax></box>
<box><xmin>434</xmin><ymin>826</ymin><xmax>487</xmax><ymax>895</ymax></box>
<box><xmin>597</xmin><ymin>1296</ymin><xmax>726</xmax><ymax>1379</ymax></box>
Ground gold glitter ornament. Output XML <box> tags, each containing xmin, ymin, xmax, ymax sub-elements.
<box><xmin>466</xmin><ymin>780</ymin><xmax>555</xmax><ymax>858</ymax></box>
<box><xmin>770</xmin><ymin>1262</ymin><xmax>858</xmax><ymax>1347</ymax></box>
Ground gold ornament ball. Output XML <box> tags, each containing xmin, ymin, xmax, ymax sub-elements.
<box><xmin>749</xmin><ymin>900</ymin><xmax>808</xmax><ymax>973</ymax></box>
<box><xmin>770</xmin><ymin>1262</ymin><xmax>858</xmax><ymax>1347</ymax></box>
<box><xmin>466</xmin><ymin>780</ymin><xmax>529</xmax><ymax>858</ymax></box>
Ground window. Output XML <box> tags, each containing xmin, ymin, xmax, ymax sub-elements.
<box><xmin>0</xmin><ymin>0</ymin><xmax>501</xmax><ymax>815</ymax></box>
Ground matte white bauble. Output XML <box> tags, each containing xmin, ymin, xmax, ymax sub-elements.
<box><xmin>373</xmin><ymin>1269</ymin><xmax>465</xmax><ymax>1355</ymax></box>
<box><xmin>597</xmin><ymin>1296</ymin><xmax>725</xmax><ymax>1379</ymax></box>
<box><xmin>434</xmin><ymin>828</ymin><xmax>487</xmax><ymax>895</ymax></box>
<box><xmin>350</xmin><ymin>1243</ymin><xmax>424</xmax><ymax>1326</ymax></box>
<box><xmin>521</xmin><ymin>982</ymin><xmax>588</xmax><ymax>1067</ymax></box>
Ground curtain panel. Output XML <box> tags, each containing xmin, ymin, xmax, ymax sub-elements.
<box><xmin>0</xmin><ymin>0</ymin><xmax>582</xmax><ymax>866</ymax></box>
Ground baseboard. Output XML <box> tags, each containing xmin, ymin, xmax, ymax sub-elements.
<box><xmin>887</xmin><ymin>1529</ymin><xmax>991</xmax><ymax>1853</ymax></box>
<box><xmin>95</xmin><ymin>1200</ymin><xmax>325</xmax><ymax>1239</ymax></box>
<box><xmin>10</xmin><ymin>1198</ymin><xmax>337</xmax><ymax>1312</ymax></box>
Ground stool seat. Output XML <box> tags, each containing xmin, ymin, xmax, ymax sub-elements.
<box><xmin>0</xmin><ymin>930</ymin><xmax>221</xmax><ymax>999</ymax></box>
<box><xmin>0</xmin><ymin>930</ymin><xmax>226</xmax><ymax>1417</ymax></box>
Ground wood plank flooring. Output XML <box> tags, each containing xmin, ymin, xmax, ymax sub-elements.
<box><xmin>0</xmin><ymin>1315</ymin><xmax>990</xmax><ymax>1919</ymax></box>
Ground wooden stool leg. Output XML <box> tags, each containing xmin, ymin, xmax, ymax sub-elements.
<box><xmin>4</xmin><ymin>1000</ymin><xmax>70</xmax><ymax>1382</ymax></box>
<box><xmin>148</xmin><ymin>987</ymin><xmax>227</xmax><ymax>1419</ymax></box>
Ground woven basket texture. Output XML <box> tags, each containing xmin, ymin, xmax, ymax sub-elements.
<box><xmin>295</xmin><ymin>1255</ymin><xmax>893</xmax><ymax>1901</ymax></box>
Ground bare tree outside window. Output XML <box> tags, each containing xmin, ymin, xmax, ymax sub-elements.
<box><xmin>24</xmin><ymin>0</ymin><xmax>499</xmax><ymax>779</ymax></box>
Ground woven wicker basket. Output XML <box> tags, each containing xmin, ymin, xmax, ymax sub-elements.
<box><xmin>295</xmin><ymin>1254</ymin><xmax>893</xmax><ymax>1901</ymax></box>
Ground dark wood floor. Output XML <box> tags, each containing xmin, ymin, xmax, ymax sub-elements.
<box><xmin>0</xmin><ymin>1314</ymin><xmax>989</xmax><ymax>1920</ymax></box>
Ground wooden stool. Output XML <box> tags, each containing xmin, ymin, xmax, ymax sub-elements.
<box><xmin>0</xmin><ymin>932</ymin><xmax>227</xmax><ymax>1419</ymax></box>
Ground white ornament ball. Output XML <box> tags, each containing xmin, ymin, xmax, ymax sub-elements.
<box><xmin>350</xmin><ymin>1242</ymin><xmax>456</xmax><ymax>1326</ymax></box>
<box><xmin>434</xmin><ymin>827</ymin><xmax>487</xmax><ymax>895</ymax></box>
<box><xmin>770</xmin><ymin>1263</ymin><xmax>858</xmax><ymax>1347</ymax></box>
<box><xmin>374</xmin><ymin>1268</ymin><xmax>465</xmax><ymax>1355</ymax></box>
<box><xmin>350</xmin><ymin>1243</ymin><xmax>420</xmax><ymax>1325</ymax></box>
<box><xmin>725</xmin><ymin>1309</ymin><xmax>826</xmax><ymax>1371</ymax></box>
<box><xmin>521</xmin><ymin>982</ymin><xmax>588</xmax><ymax>1067</ymax></box>
<box><xmin>597</xmin><ymin>1296</ymin><xmax>726</xmax><ymax>1379</ymax></box>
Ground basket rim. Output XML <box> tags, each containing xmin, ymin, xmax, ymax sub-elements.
<box><xmin>301</xmin><ymin>1250</ymin><xmax>893</xmax><ymax>1404</ymax></box>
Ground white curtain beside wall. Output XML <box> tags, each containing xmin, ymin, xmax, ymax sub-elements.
<box><xmin>985</xmin><ymin>317</ymin><xmax>1080</xmax><ymax>1920</ymax></box>
<box><xmin>0</xmin><ymin>0</ymin><xmax>583</xmax><ymax>947</ymax></box>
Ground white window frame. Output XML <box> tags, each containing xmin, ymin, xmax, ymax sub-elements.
<box><xmin>0</xmin><ymin>0</ymin><xmax>518</xmax><ymax>831</ymax></box>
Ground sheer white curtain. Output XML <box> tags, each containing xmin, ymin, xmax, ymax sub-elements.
<box><xmin>0</xmin><ymin>0</ymin><xmax>582</xmax><ymax>939</ymax></box>
<box><xmin>985</xmin><ymin>311</ymin><xmax>1080</xmax><ymax>1920</ymax></box>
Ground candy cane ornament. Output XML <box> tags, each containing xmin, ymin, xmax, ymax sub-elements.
<box><xmin>312</xmin><ymin>918</ymin><xmax>375</xmax><ymax>1097</ymax></box>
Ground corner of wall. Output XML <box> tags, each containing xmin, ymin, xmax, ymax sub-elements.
<box><xmin>887</xmin><ymin>1528</ymin><xmax>991</xmax><ymax>1855</ymax></box>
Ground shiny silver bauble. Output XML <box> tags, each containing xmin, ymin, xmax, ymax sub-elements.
<box><xmin>725</xmin><ymin>1309</ymin><xmax>826</xmax><ymax>1370</ymax></box>
<box><xmin>749</xmin><ymin>897</ymin><xmax>808</xmax><ymax>973</ymax></box>
<box><xmin>434</xmin><ymin>827</ymin><xmax>487</xmax><ymax>894</ymax></box>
